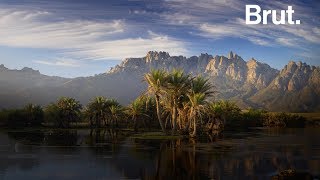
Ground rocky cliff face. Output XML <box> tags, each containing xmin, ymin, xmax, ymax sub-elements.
<box><xmin>109</xmin><ymin>51</ymin><xmax>212</xmax><ymax>75</ymax></box>
<box><xmin>271</xmin><ymin>61</ymin><xmax>317</xmax><ymax>91</ymax></box>
<box><xmin>205</xmin><ymin>53</ymin><xmax>247</xmax><ymax>82</ymax></box>
<box><xmin>205</xmin><ymin>52</ymin><xmax>278</xmax><ymax>90</ymax></box>
<box><xmin>246</xmin><ymin>59</ymin><xmax>279</xmax><ymax>89</ymax></box>
<box><xmin>250</xmin><ymin>61</ymin><xmax>320</xmax><ymax>112</ymax></box>
<box><xmin>0</xmin><ymin>52</ymin><xmax>319</xmax><ymax>112</ymax></box>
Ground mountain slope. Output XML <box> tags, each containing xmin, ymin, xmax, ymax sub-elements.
<box><xmin>250</xmin><ymin>61</ymin><xmax>320</xmax><ymax>112</ymax></box>
<box><xmin>0</xmin><ymin>65</ymin><xmax>70</xmax><ymax>108</ymax></box>
<box><xmin>0</xmin><ymin>51</ymin><xmax>319</xmax><ymax>112</ymax></box>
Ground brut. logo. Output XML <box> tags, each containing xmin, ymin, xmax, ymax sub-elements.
<box><xmin>246</xmin><ymin>5</ymin><xmax>301</xmax><ymax>25</ymax></box>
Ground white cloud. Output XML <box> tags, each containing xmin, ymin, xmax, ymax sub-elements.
<box><xmin>163</xmin><ymin>0</ymin><xmax>320</xmax><ymax>48</ymax></box>
<box><xmin>0</xmin><ymin>7</ymin><xmax>188</xmax><ymax>61</ymax></box>
<box><xmin>198</xmin><ymin>22</ymin><xmax>272</xmax><ymax>46</ymax></box>
<box><xmin>33</xmin><ymin>58</ymin><xmax>81</xmax><ymax>67</ymax></box>
<box><xmin>276</xmin><ymin>38</ymin><xmax>297</xmax><ymax>47</ymax></box>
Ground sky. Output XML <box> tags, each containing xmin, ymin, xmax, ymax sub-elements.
<box><xmin>0</xmin><ymin>0</ymin><xmax>319</xmax><ymax>77</ymax></box>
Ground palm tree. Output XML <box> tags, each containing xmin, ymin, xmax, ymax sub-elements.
<box><xmin>187</xmin><ymin>76</ymin><xmax>214</xmax><ymax>136</ymax></box>
<box><xmin>24</xmin><ymin>104</ymin><xmax>44</xmax><ymax>126</ymax></box>
<box><xmin>44</xmin><ymin>103</ymin><xmax>61</xmax><ymax>126</ymax></box>
<box><xmin>125</xmin><ymin>97</ymin><xmax>147</xmax><ymax>131</ymax></box>
<box><xmin>207</xmin><ymin>100</ymin><xmax>241</xmax><ymax>125</ymax></box>
<box><xmin>187</xmin><ymin>93</ymin><xmax>207</xmax><ymax>137</ymax></box>
<box><xmin>144</xmin><ymin>69</ymin><xmax>167</xmax><ymax>133</ymax></box>
<box><xmin>57</xmin><ymin>97</ymin><xmax>82</xmax><ymax>128</ymax></box>
<box><xmin>191</xmin><ymin>76</ymin><xmax>214</xmax><ymax>96</ymax></box>
<box><xmin>109</xmin><ymin>104</ymin><xmax>123</xmax><ymax>127</ymax></box>
<box><xmin>86</xmin><ymin>96</ymin><xmax>108</xmax><ymax>127</ymax></box>
<box><xmin>165</xmin><ymin>69</ymin><xmax>191</xmax><ymax>132</ymax></box>
<box><xmin>105</xmin><ymin>99</ymin><xmax>121</xmax><ymax>126</ymax></box>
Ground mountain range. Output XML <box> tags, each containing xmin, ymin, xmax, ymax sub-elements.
<box><xmin>0</xmin><ymin>51</ymin><xmax>319</xmax><ymax>112</ymax></box>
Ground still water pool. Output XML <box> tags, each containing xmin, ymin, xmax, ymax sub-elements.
<box><xmin>0</xmin><ymin>128</ymin><xmax>319</xmax><ymax>179</ymax></box>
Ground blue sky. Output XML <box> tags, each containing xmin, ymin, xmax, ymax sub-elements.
<box><xmin>0</xmin><ymin>0</ymin><xmax>319</xmax><ymax>77</ymax></box>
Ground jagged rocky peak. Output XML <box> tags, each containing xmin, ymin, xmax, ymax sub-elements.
<box><xmin>205</xmin><ymin>51</ymin><xmax>247</xmax><ymax>81</ymax></box>
<box><xmin>0</xmin><ymin>65</ymin><xmax>41</xmax><ymax>74</ymax></box>
<box><xmin>0</xmin><ymin>64</ymin><xmax>8</xmax><ymax>70</ymax></box>
<box><xmin>228</xmin><ymin>51</ymin><xmax>234</xmax><ymax>59</ymax></box>
<box><xmin>247</xmin><ymin>58</ymin><xmax>275</xmax><ymax>70</ymax></box>
<box><xmin>273</xmin><ymin>61</ymin><xmax>315</xmax><ymax>91</ymax></box>
<box><xmin>247</xmin><ymin>58</ymin><xmax>260</xmax><ymax>73</ymax></box>
<box><xmin>195</xmin><ymin>53</ymin><xmax>213</xmax><ymax>71</ymax></box>
<box><xmin>228</xmin><ymin>51</ymin><xmax>243</xmax><ymax>61</ymax></box>
<box><xmin>108</xmin><ymin>51</ymin><xmax>172</xmax><ymax>74</ymax></box>
<box><xmin>205</xmin><ymin>53</ymin><xmax>279</xmax><ymax>89</ymax></box>
<box><xmin>108</xmin><ymin>57</ymin><xmax>145</xmax><ymax>74</ymax></box>
<box><xmin>198</xmin><ymin>53</ymin><xmax>213</xmax><ymax>61</ymax></box>
<box><xmin>145</xmin><ymin>51</ymin><xmax>170</xmax><ymax>63</ymax></box>
<box><xmin>282</xmin><ymin>61</ymin><xmax>312</xmax><ymax>74</ymax></box>
<box><xmin>246</xmin><ymin>58</ymin><xmax>278</xmax><ymax>88</ymax></box>
<box><xmin>247</xmin><ymin>58</ymin><xmax>257</xmax><ymax>65</ymax></box>
<box><xmin>310</xmin><ymin>66</ymin><xmax>320</xmax><ymax>89</ymax></box>
<box><xmin>21</xmin><ymin>67</ymin><xmax>41</xmax><ymax>74</ymax></box>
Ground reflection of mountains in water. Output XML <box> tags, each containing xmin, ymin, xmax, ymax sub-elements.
<box><xmin>0</xmin><ymin>128</ymin><xmax>319</xmax><ymax>179</ymax></box>
<box><xmin>1</xmin><ymin>51</ymin><xmax>319</xmax><ymax>112</ymax></box>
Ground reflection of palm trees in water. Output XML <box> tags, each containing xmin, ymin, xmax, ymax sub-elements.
<box><xmin>113</xmin><ymin>138</ymin><xmax>208</xmax><ymax>179</ymax></box>
<box><xmin>44</xmin><ymin>130</ymin><xmax>78</xmax><ymax>146</ymax></box>
<box><xmin>116</xmin><ymin>134</ymin><xmax>319</xmax><ymax>179</ymax></box>
<box><xmin>85</xmin><ymin>128</ymin><xmax>130</xmax><ymax>156</ymax></box>
<box><xmin>87</xmin><ymin>128</ymin><xmax>123</xmax><ymax>145</ymax></box>
<box><xmin>152</xmin><ymin>139</ymin><xmax>208</xmax><ymax>180</ymax></box>
<box><xmin>1</xmin><ymin>129</ymin><xmax>318</xmax><ymax>179</ymax></box>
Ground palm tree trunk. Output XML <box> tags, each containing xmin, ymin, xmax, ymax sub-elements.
<box><xmin>115</xmin><ymin>116</ymin><xmax>118</xmax><ymax>127</ymax></box>
<box><xmin>191</xmin><ymin>117</ymin><xmax>197</xmax><ymax>137</ymax></box>
<box><xmin>165</xmin><ymin>115</ymin><xmax>169</xmax><ymax>128</ymax></box>
<box><xmin>172</xmin><ymin>107</ymin><xmax>177</xmax><ymax>133</ymax></box>
<box><xmin>184</xmin><ymin>117</ymin><xmax>190</xmax><ymax>132</ymax></box>
<box><xmin>172</xmin><ymin>99</ymin><xmax>177</xmax><ymax>133</ymax></box>
<box><xmin>155</xmin><ymin>95</ymin><xmax>166</xmax><ymax>133</ymax></box>
<box><xmin>133</xmin><ymin>116</ymin><xmax>137</xmax><ymax>131</ymax></box>
<box><xmin>89</xmin><ymin>118</ymin><xmax>93</xmax><ymax>127</ymax></box>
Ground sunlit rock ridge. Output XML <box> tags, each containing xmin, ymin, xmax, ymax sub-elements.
<box><xmin>0</xmin><ymin>51</ymin><xmax>319</xmax><ymax>112</ymax></box>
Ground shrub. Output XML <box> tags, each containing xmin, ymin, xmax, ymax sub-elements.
<box><xmin>2</xmin><ymin>104</ymin><xmax>44</xmax><ymax>128</ymax></box>
<box><xmin>242</xmin><ymin>109</ymin><xmax>267</xmax><ymax>127</ymax></box>
<box><xmin>44</xmin><ymin>103</ymin><xmax>61</xmax><ymax>125</ymax></box>
<box><xmin>263</xmin><ymin>112</ymin><xmax>306</xmax><ymax>128</ymax></box>
<box><xmin>263</xmin><ymin>113</ymin><xmax>286</xmax><ymax>127</ymax></box>
<box><xmin>23</xmin><ymin>104</ymin><xmax>44</xmax><ymax>127</ymax></box>
<box><xmin>207</xmin><ymin>101</ymin><xmax>242</xmax><ymax>128</ymax></box>
<box><xmin>283</xmin><ymin>114</ymin><xmax>306</xmax><ymax>128</ymax></box>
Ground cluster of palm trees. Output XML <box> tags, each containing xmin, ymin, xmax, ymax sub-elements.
<box><xmin>144</xmin><ymin>69</ymin><xmax>216</xmax><ymax>137</ymax></box>
<box><xmin>41</xmin><ymin>69</ymin><xmax>218</xmax><ymax>136</ymax></box>
<box><xmin>86</xmin><ymin>97</ymin><xmax>123</xmax><ymax>127</ymax></box>
<box><xmin>44</xmin><ymin>96</ymin><xmax>154</xmax><ymax>130</ymax></box>
<box><xmin>45</xmin><ymin>96</ymin><xmax>124</xmax><ymax>128</ymax></box>
<box><xmin>1</xmin><ymin>69</ymin><xmax>232</xmax><ymax>135</ymax></box>
<box><xmin>45</xmin><ymin>97</ymin><xmax>83</xmax><ymax>128</ymax></box>
<box><xmin>2</xmin><ymin>104</ymin><xmax>44</xmax><ymax>127</ymax></box>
